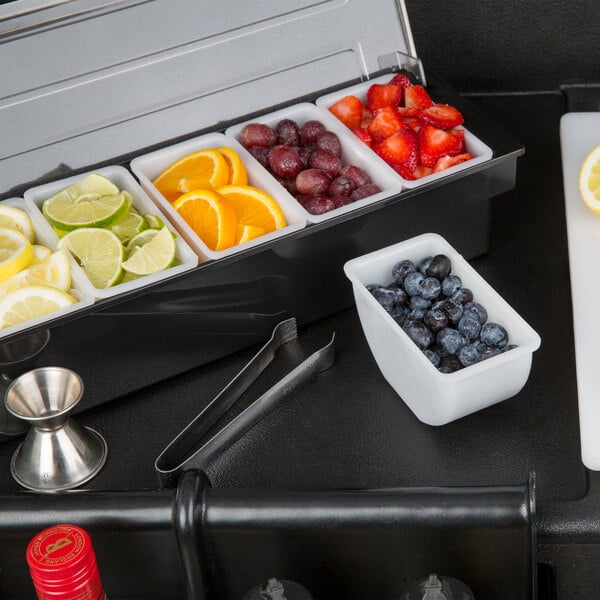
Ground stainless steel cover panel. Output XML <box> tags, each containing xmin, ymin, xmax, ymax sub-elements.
<box><xmin>0</xmin><ymin>0</ymin><xmax>415</xmax><ymax>192</ymax></box>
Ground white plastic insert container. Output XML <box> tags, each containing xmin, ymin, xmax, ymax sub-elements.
<box><xmin>0</xmin><ymin>198</ymin><xmax>95</xmax><ymax>339</ymax></box>
<box><xmin>131</xmin><ymin>132</ymin><xmax>307</xmax><ymax>261</ymax></box>
<box><xmin>226</xmin><ymin>102</ymin><xmax>402</xmax><ymax>224</ymax></box>
<box><xmin>344</xmin><ymin>233</ymin><xmax>541</xmax><ymax>426</ymax></box>
<box><xmin>23</xmin><ymin>166</ymin><xmax>199</xmax><ymax>300</ymax></box>
<box><xmin>317</xmin><ymin>74</ymin><xmax>493</xmax><ymax>189</ymax></box>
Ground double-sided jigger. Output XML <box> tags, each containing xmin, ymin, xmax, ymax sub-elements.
<box><xmin>4</xmin><ymin>366</ymin><xmax>107</xmax><ymax>493</ymax></box>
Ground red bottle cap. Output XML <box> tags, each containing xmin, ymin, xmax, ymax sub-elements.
<box><xmin>26</xmin><ymin>524</ymin><xmax>104</xmax><ymax>600</ymax></box>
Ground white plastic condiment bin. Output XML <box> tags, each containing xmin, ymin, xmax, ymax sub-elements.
<box><xmin>344</xmin><ymin>233</ymin><xmax>541</xmax><ymax>425</ymax></box>
<box><xmin>24</xmin><ymin>165</ymin><xmax>199</xmax><ymax>299</ymax></box>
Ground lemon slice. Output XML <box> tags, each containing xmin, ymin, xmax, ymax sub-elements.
<box><xmin>0</xmin><ymin>285</ymin><xmax>77</xmax><ymax>329</ymax></box>
<box><xmin>59</xmin><ymin>228</ymin><xmax>124</xmax><ymax>289</ymax></box>
<box><xmin>579</xmin><ymin>144</ymin><xmax>600</xmax><ymax>214</ymax></box>
<box><xmin>0</xmin><ymin>205</ymin><xmax>35</xmax><ymax>243</ymax></box>
<box><xmin>0</xmin><ymin>250</ymin><xmax>71</xmax><ymax>298</ymax></box>
<box><xmin>42</xmin><ymin>190</ymin><xmax>131</xmax><ymax>230</ymax></box>
<box><xmin>0</xmin><ymin>228</ymin><xmax>34</xmax><ymax>282</ymax></box>
<box><xmin>122</xmin><ymin>226</ymin><xmax>176</xmax><ymax>276</ymax></box>
<box><xmin>110</xmin><ymin>211</ymin><xmax>148</xmax><ymax>243</ymax></box>
<box><xmin>32</xmin><ymin>245</ymin><xmax>52</xmax><ymax>263</ymax></box>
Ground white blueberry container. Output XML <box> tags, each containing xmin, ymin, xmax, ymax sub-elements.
<box><xmin>317</xmin><ymin>74</ymin><xmax>494</xmax><ymax>189</ymax></box>
<box><xmin>23</xmin><ymin>165</ymin><xmax>199</xmax><ymax>300</ymax></box>
<box><xmin>226</xmin><ymin>102</ymin><xmax>402</xmax><ymax>224</ymax></box>
<box><xmin>344</xmin><ymin>233</ymin><xmax>541</xmax><ymax>425</ymax></box>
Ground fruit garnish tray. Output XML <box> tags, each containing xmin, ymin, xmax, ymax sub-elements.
<box><xmin>0</xmin><ymin>0</ymin><xmax>524</xmax><ymax>416</ymax></box>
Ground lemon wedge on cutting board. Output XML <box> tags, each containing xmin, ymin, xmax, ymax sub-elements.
<box><xmin>579</xmin><ymin>144</ymin><xmax>600</xmax><ymax>214</ymax></box>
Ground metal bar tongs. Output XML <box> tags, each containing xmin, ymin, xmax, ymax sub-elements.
<box><xmin>155</xmin><ymin>318</ymin><xmax>335</xmax><ymax>487</ymax></box>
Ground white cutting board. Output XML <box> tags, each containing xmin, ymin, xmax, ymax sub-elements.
<box><xmin>561</xmin><ymin>112</ymin><xmax>600</xmax><ymax>470</ymax></box>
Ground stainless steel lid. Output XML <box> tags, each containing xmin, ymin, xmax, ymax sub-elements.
<box><xmin>0</xmin><ymin>0</ymin><xmax>418</xmax><ymax>191</ymax></box>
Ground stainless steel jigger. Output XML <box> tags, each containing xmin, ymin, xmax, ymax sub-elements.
<box><xmin>4</xmin><ymin>367</ymin><xmax>107</xmax><ymax>493</ymax></box>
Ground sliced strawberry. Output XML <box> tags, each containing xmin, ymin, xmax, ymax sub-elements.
<box><xmin>433</xmin><ymin>153</ymin><xmax>474</xmax><ymax>173</ymax></box>
<box><xmin>418</xmin><ymin>123</ymin><xmax>464</xmax><ymax>167</ymax></box>
<box><xmin>367</xmin><ymin>106</ymin><xmax>404</xmax><ymax>143</ymax></box>
<box><xmin>360</xmin><ymin>105</ymin><xmax>373</xmax><ymax>128</ymax></box>
<box><xmin>374</xmin><ymin>129</ymin><xmax>418</xmax><ymax>171</ymax></box>
<box><xmin>366</xmin><ymin>83</ymin><xmax>403</xmax><ymax>112</ymax></box>
<box><xmin>397</xmin><ymin>106</ymin><xmax>419</xmax><ymax>118</ymax></box>
<box><xmin>328</xmin><ymin>95</ymin><xmax>363</xmax><ymax>130</ymax></box>
<box><xmin>403</xmin><ymin>117</ymin><xmax>421</xmax><ymax>131</ymax></box>
<box><xmin>392</xmin><ymin>164</ymin><xmax>416</xmax><ymax>180</ymax></box>
<box><xmin>404</xmin><ymin>85</ymin><xmax>433</xmax><ymax>110</ymax></box>
<box><xmin>413</xmin><ymin>165</ymin><xmax>434</xmax><ymax>179</ymax></box>
<box><xmin>389</xmin><ymin>73</ymin><xmax>412</xmax><ymax>89</ymax></box>
<box><xmin>353</xmin><ymin>126</ymin><xmax>373</xmax><ymax>147</ymax></box>
<box><xmin>451</xmin><ymin>128</ymin><xmax>466</xmax><ymax>152</ymax></box>
<box><xmin>418</xmin><ymin>103</ymin><xmax>464</xmax><ymax>129</ymax></box>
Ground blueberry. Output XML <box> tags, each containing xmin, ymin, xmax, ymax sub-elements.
<box><xmin>392</xmin><ymin>259</ymin><xmax>416</xmax><ymax>285</ymax></box>
<box><xmin>424</xmin><ymin>308</ymin><xmax>449</xmax><ymax>333</ymax></box>
<box><xmin>436</xmin><ymin>328</ymin><xmax>468</xmax><ymax>355</ymax></box>
<box><xmin>370</xmin><ymin>287</ymin><xmax>397</xmax><ymax>312</ymax></box>
<box><xmin>409</xmin><ymin>295</ymin><xmax>431</xmax><ymax>311</ymax></box>
<box><xmin>390</xmin><ymin>304</ymin><xmax>409</xmax><ymax>326</ymax></box>
<box><xmin>480</xmin><ymin>322</ymin><xmax>508</xmax><ymax>348</ymax></box>
<box><xmin>403</xmin><ymin>319</ymin><xmax>434</xmax><ymax>350</ymax></box>
<box><xmin>391</xmin><ymin>287</ymin><xmax>409</xmax><ymax>306</ymax></box>
<box><xmin>432</xmin><ymin>299</ymin><xmax>446</xmax><ymax>311</ymax></box>
<box><xmin>366</xmin><ymin>283</ymin><xmax>384</xmax><ymax>292</ymax></box>
<box><xmin>457</xmin><ymin>313</ymin><xmax>482</xmax><ymax>341</ymax></box>
<box><xmin>420</xmin><ymin>277</ymin><xmax>442</xmax><ymax>300</ymax></box>
<box><xmin>451</xmin><ymin>287</ymin><xmax>474</xmax><ymax>305</ymax></box>
<box><xmin>479</xmin><ymin>346</ymin><xmax>502</xmax><ymax>362</ymax></box>
<box><xmin>438</xmin><ymin>354</ymin><xmax>463</xmax><ymax>374</ymax></box>
<box><xmin>463</xmin><ymin>301</ymin><xmax>488</xmax><ymax>325</ymax></box>
<box><xmin>458</xmin><ymin>342</ymin><xmax>484</xmax><ymax>367</ymax></box>
<box><xmin>408</xmin><ymin>308</ymin><xmax>428</xmax><ymax>321</ymax></box>
<box><xmin>426</xmin><ymin>254</ymin><xmax>452</xmax><ymax>280</ymax></box>
<box><xmin>418</xmin><ymin>256</ymin><xmax>433</xmax><ymax>274</ymax></box>
<box><xmin>423</xmin><ymin>348</ymin><xmax>441</xmax><ymax>367</ymax></box>
<box><xmin>440</xmin><ymin>298</ymin><xmax>464</xmax><ymax>324</ymax></box>
<box><xmin>441</xmin><ymin>274</ymin><xmax>462</xmax><ymax>296</ymax></box>
<box><xmin>403</xmin><ymin>271</ymin><xmax>425</xmax><ymax>296</ymax></box>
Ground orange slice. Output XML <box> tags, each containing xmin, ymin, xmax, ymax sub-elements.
<box><xmin>216</xmin><ymin>185</ymin><xmax>286</xmax><ymax>233</ymax></box>
<box><xmin>217</xmin><ymin>147</ymin><xmax>248</xmax><ymax>185</ymax></box>
<box><xmin>153</xmin><ymin>149</ymin><xmax>230</xmax><ymax>202</ymax></box>
<box><xmin>173</xmin><ymin>190</ymin><xmax>237</xmax><ymax>251</ymax></box>
<box><xmin>236</xmin><ymin>223</ymin><xmax>266</xmax><ymax>244</ymax></box>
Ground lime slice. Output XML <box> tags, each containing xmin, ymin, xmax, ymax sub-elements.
<box><xmin>42</xmin><ymin>190</ymin><xmax>131</xmax><ymax>230</ymax></box>
<box><xmin>143</xmin><ymin>214</ymin><xmax>165</xmax><ymax>229</ymax></box>
<box><xmin>31</xmin><ymin>245</ymin><xmax>52</xmax><ymax>263</ymax></box>
<box><xmin>0</xmin><ymin>285</ymin><xmax>77</xmax><ymax>329</ymax></box>
<box><xmin>110</xmin><ymin>211</ymin><xmax>148</xmax><ymax>243</ymax></box>
<box><xmin>0</xmin><ymin>228</ymin><xmax>34</xmax><ymax>282</ymax></box>
<box><xmin>0</xmin><ymin>250</ymin><xmax>71</xmax><ymax>298</ymax></box>
<box><xmin>59</xmin><ymin>228</ymin><xmax>124</xmax><ymax>289</ymax></box>
<box><xmin>0</xmin><ymin>205</ymin><xmax>35</xmax><ymax>243</ymax></box>
<box><xmin>46</xmin><ymin>173</ymin><xmax>119</xmax><ymax>204</ymax></box>
<box><xmin>52</xmin><ymin>226</ymin><xmax>69</xmax><ymax>238</ymax></box>
<box><xmin>126</xmin><ymin>228</ymin><xmax>159</xmax><ymax>255</ymax></box>
<box><xmin>122</xmin><ymin>226</ymin><xmax>176</xmax><ymax>276</ymax></box>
